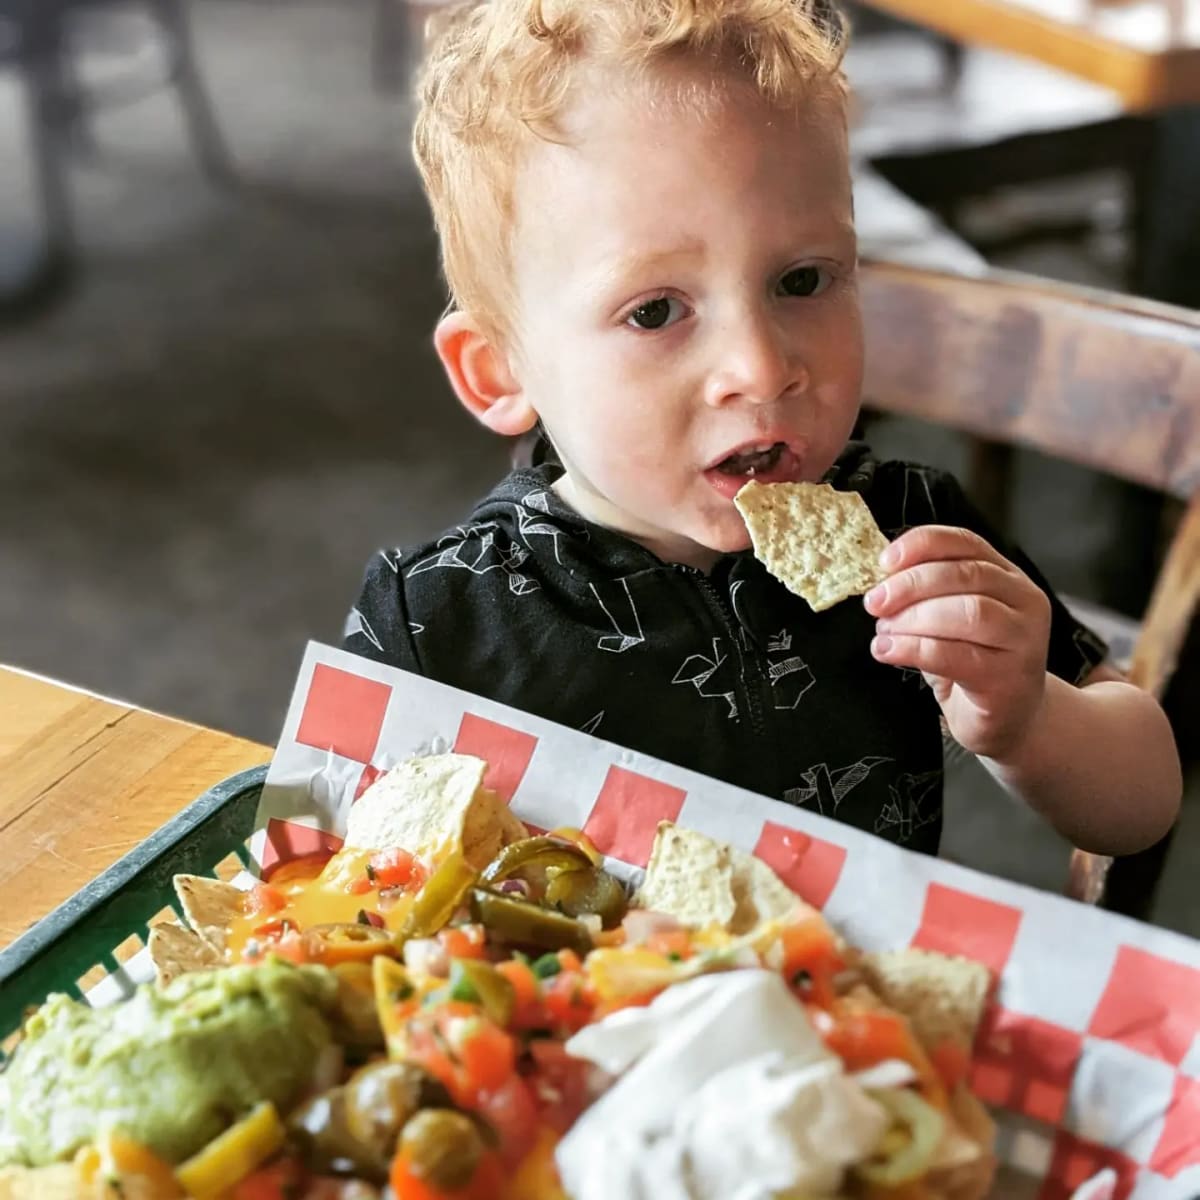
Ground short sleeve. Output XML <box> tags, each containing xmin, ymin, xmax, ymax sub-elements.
<box><xmin>343</xmin><ymin>552</ymin><xmax>423</xmax><ymax>674</ymax></box>
<box><xmin>926</xmin><ymin>470</ymin><xmax>1110</xmax><ymax>686</ymax></box>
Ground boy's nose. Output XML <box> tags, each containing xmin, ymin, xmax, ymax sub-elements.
<box><xmin>702</xmin><ymin>315</ymin><xmax>808</xmax><ymax>408</ymax></box>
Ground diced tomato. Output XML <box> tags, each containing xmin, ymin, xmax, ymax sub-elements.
<box><xmin>645</xmin><ymin>928</ymin><xmax>694</xmax><ymax>961</ymax></box>
<box><xmin>264</xmin><ymin>853</ymin><xmax>332</xmax><ymax>886</ymax></box>
<box><xmin>389</xmin><ymin>1150</ymin><xmax>505</xmax><ymax>1200</ymax></box>
<box><xmin>823</xmin><ymin>1006</ymin><xmax>947</xmax><ymax>1108</ymax></box>
<box><xmin>406</xmin><ymin>1020</ymin><xmax>461</xmax><ymax>1101</ymax></box>
<box><xmin>930</xmin><ymin>1037</ymin><xmax>971</xmax><ymax>1091</ymax></box>
<box><xmin>778</xmin><ymin>920</ymin><xmax>845</xmax><ymax>1008</ymax></box>
<box><xmin>230</xmin><ymin>1158</ymin><xmax>307</xmax><ymax>1199</ymax></box>
<box><xmin>438</xmin><ymin>925</ymin><xmax>488</xmax><ymax>961</ymax></box>
<box><xmin>251</xmin><ymin>918</ymin><xmax>296</xmax><ymax>940</ymax></box>
<box><xmin>407</xmin><ymin>1003</ymin><xmax>518</xmax><ymax>1107</ymax></box>
<box><xmin>347</xmin><ymin>874</ymin><xmax>374</xmax><ymax>896</ymax></box>
<box><xmin>475</xmin><ymin>1073</ymin><xmax>540</xmax><ymax>1166</ymax></box>
<box><xmin>555</xmin><ymin>948</ymin><xmax>584</xmax><ymax>973</ymax></box>
<box><xmin>822</xmin><ymin>1007</ymin><xmax>911</xmax><ymax>1071</ymax></box>
<box><xmin>541</xmin><ymin>971</ymin><xmax>594</xmax><ymax>1033</ymax></box>
<box><xmin>527</xmin><ymin>1039</ymin><xmax>590</xmax><ymax>1133</ymax></box>
<box><xmin>243</xmin><ymin>916</ymin><xmax>308</xmax><ymax>964</ymax></box>
<box><xmin>246</xmin><ymin>883</ymin><xmax>286</xmax><ymax>916</ymax></box>
<box><xmin>370</xmin><ymin>847</ymin><xmax>428</xmax><ymax>890</ymax></box>
<box><xmin>456</xmin><ymin>1018</ymin><xmax>518</xmax><ymax>1094</ymax></box>
<box><xmin>495</xmin><ymin>959</ymin><xmax>543</xmax><ymax>1029</ymax></box>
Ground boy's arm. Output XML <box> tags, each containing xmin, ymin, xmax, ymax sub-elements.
<box><xmin>864</xmin><ymin>526</ymin><xmax>1182</xmax><ymax>857</ymax></box>
<box><xmin>979</xmin><ymin>661</ymin><xmax>1181</xmax><ymax>856</ymax></box>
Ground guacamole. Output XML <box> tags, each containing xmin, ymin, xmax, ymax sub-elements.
<box><xmin>0</xmin><ymin>958</ymin><xmax>338</xmax><ymax>1168</ymax></box>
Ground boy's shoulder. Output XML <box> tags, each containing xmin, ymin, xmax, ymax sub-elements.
<box><xmin>367</xmin><ymin>464</ymin><xmax>638</xmax><ymax>605</ymax></box>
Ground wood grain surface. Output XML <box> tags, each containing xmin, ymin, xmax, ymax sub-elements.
<box><xmin>0</xmin><ymin>666</ymin><xmax>268</xmax><ymax>949</ymax></box>
<box><xmin>859</xmin><ymin>0</ymin><xmax>1200</xmax><ymax>108</ymax></box>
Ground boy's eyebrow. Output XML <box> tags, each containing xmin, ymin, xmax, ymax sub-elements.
<box><xmin>590</xmin><ymin>221</ymin><xmax>858</xmax><ymax>293</ymax></box>
<box><xmin>593</xmin><ymin>242</ymin><xmax>709</xmax><ymax>287</ymax></box>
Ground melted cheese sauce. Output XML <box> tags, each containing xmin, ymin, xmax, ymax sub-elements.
<box><xmin>225</xmin><ymin>847</ymin><xmax>416</xmax><ymax>960</ymax></box>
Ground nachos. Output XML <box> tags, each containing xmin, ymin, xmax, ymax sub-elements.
<box><xmin>0</xmin><ymin>756</ymin><xmax>995</xmax><ymax>1200</ymax></box>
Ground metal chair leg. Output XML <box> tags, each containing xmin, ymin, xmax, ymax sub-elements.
<box><xmin>148</xmin><ymin>0</ymin><xmax>233</xmax><ymax>183</ymax></box>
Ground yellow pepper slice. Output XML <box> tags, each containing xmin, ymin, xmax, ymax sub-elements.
<box><xmin>76</xmin><ymin>1131</ymin><xmax>182</xmax><ymax>1198</ymax></box>
<box><xmin>373</xmin><ymin>954</ymin><xmax>418</xmax><ymax>1058</ymax></box>
<box><xmin>174</xmin><ymin>1102</ymin><xmax>285</xmax><ymax>1198</ymax></box>
<box><xmin>499</xmin><ymin>1125</ymin><xmax>570</xmax><ymax>1200</ymax></box>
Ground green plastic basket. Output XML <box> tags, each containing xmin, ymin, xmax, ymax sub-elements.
<box><xmin>0</xmin><ymin>764</ymin><xmax>269</xmax><ymax>1044</ymax></box>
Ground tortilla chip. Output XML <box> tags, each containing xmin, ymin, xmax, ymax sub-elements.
<box><xmin>345</xmin><ymin>754</ymin><xmax>526</xmax><ymax>869</ymax></box>
<box><xmin>172</xmin><ymin>874</ymin><xmax>244</xmax><ymax>958</ymax></box>
<box><xmin>462</xmin><ymin>787</ymin><xmax>529</xmax><ymax>872</ymax></box>
<box><xmin>735</xmin><ymin>480</ymin><xmax>890</xmax><ymax>612</ymax></box>
<box><xmin>635</xmin><ymin>824</ymin><xmax>738</xmax><ymax>930</ymax></box>
<box><xmin>727</xmin><ymin>844</ymin><xmax>807</xmax><ymax>931</ymax></box>
<box><xmin>636</xmin><ymin>823</ymin><xmax>811</xmax><ymax>934</ymax></box>
<box><xmin>146</xmin><ymin>922</ymin><xmax>222</xmax><ymax>987</ymax></box>
<box><xmin>858</xmin><ymin>947</ymin><xmax>993</xmax><ymax>1050</ymax></box>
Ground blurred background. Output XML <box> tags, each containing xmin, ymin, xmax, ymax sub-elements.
<box><xmin>1</xmin><ymin>0</ymin><xmax>1197</xmax><ymax>928</ymax></box>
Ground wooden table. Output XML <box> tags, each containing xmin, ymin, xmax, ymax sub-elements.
<box><xmin>860</xmin><ymin>0</ymin><xmax>1200</xmax><ymax>108</ymax></box>
<box><xmin>0</xmin><ymin>666</ymin><xmax>268</xmax><ymax>951</ymax></box>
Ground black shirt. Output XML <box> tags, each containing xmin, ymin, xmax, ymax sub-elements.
<box><xmin>344</xmin><ymin>443</ymin><xmax>1106</xmax><ymax>854</ymax></box>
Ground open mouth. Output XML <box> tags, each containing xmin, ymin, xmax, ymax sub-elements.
<box><xmin>704</xmin><ymin>440</ymin><xmax>806</xmax><ymax>500</ymax></box>
<box><xmin>713</xmin><ymin>442</ymin><xmax>787</xmax><ymax>477</ymax></box>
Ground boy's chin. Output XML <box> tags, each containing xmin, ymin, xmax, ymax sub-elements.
<box><xmin>699</xmin><ymin>525</ymin><xmax>754</xmax><ymax>556</ymax></box>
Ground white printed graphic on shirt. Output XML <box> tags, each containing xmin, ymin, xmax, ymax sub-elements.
<box><xmin>579</xmin><ymin>711</ymin><xmax>605</xmax><ymax>735</ymax></box>
<box><xmin>408</xmin><ymin>525</ymin><xmax>540</xmax><ymax>597</ymax></box>
<box><xmin>344</xmin><ymin>606</ymin><xmax>384</xmax><ymax>652</ymax></box>
<box><xmin>672</xmin><ymin>637</ymin><xmax>739</xmax><ymax>720</ymax></box>
<box><xmin>893</xmin><ymin>464</ymin><xmax>938</xmax><ymax>537</ymax></box>
<box><xmin>874</xmin><ymin>769</ymin><xmax>942</xmax><ymax>843</ymax></box>
<box><xmin>764</xmin><ymin>629</ymin><xmax>816</xmax><ymax>710</ymax></box>
<box><xmin>516</xmin><ymin>489</ymin><xmax>573</xmax><ymax>566</ymax></box>
<box><xmin>590</xmin><ymin>577</ymin><xmax>646</xmax><ymax>653</ymax></box>
<box><xmin>785</xmin><ymin>755</ymin><xmax>892</xmax><ymax>815</ymax></box>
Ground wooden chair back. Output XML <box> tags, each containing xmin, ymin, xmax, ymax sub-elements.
<box><xmin>859</xmin><ymin>258</ymin><xmax>1200</xmax><ymax>903</ymax></box>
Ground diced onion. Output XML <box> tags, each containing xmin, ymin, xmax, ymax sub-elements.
<box><xmin>403</xmin><ymin>937</ymin><xmax>448</xmax><ymax>977</ymax></box>
<box><xmin>621</xmin><ymin>909</ymin><xmax>683</xmax><ymax>945</ymax></box>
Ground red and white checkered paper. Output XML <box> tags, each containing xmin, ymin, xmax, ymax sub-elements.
<box><xmin>255</xmin><ymin>642</ymin><xmax>1200</xmax><ymax>1200</ymax></box>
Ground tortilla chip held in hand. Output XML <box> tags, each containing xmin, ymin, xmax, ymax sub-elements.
<box><xmin>735</xmin><ymin>480</ymin><xmax>890</xmax><ymax>612</ymax></box>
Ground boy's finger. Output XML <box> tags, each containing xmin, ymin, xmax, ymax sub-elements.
<box><xmin>863</xmin><ymin>558</ymin><xmax>1026</xmax><ymax>618</ymax></box>
<box><xmin>873</xmin><ymin>593</ymin><xmax>1023</xmax><ymax>649</ymax></box>
<box><xmin>870</xmin><ymin>631</ymin><xmax>1000</xmax><ymax>690</ymax></box>
<box><xmin>880</xmin><ymin>525</ymin><xmax>1010</xmax><ymax>573</ymax></box>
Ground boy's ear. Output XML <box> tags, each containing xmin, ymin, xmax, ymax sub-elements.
<box><xmin>434</xmin><ymin>311</ymin><xmax>537</xmax><ymax>436</ymax></box>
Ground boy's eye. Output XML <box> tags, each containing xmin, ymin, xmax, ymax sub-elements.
<box><xmin>779</xmin><ymin>266</ymin><xmax>828</xmax><ymax>298</ymax></box>
<box><xmin>626</xmin><ymin>296</ymin><xmax>686</xmax><ymax>330</ymax></box>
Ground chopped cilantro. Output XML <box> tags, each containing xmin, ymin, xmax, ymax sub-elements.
<box><xmin>531</xmin><ymin>953</ymin><xmax>562</xmax><ymax>980</ymax></box>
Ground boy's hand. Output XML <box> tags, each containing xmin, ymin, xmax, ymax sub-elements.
<box><xmin>863</xmin><ymin>526</ymin><xmax>1052</xmax><ymax>761</ymax></box>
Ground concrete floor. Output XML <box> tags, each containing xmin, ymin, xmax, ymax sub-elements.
<box><xmin>1</xmin><ymin>0</ymin><xmax>1195</xmax><ymax>932</ymax></box>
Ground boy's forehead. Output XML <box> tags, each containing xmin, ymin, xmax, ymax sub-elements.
<box><xmin>511</xmin><ymin>75</ymin><xmax>852</xmax><ymax>266</ymax></box>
